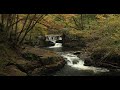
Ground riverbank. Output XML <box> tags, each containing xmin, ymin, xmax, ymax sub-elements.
<box><xmin>75</xmin><ymin>47</ymin><xmax>120</xmax><ymax>71</ymax></box>
<box><xmin>62</xmin><ymin>30</ymin><xmax>120</xmax><ymax>71</ymax></box>
<box><xmin>0</xmin><ymin>43</ymin><xmax>66</xmax><ymax>76</ymax></box>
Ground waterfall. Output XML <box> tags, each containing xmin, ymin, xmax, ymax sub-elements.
<box><xmin>61</xmin><ymin>53</ymin><xmax>109</xmax><ymax>73</ymax></box>
<box><xmin>46</xmin><ymin>35</ymin><xmax>62</xmax><ymax>43</ymax></box>
<box><xmin>59</xmin><ymin>37</ymin><xmax>62</xmax><ymax>40</ymax></box>
<box><xmin>46</xmin><ymin>36</ymin><xmax>56</xmax><ymax>44</ymax></box>
<box><xmin>46</xmin><ymin>35</ymin><xmax>62</xmax><ymax>48</ymax></box>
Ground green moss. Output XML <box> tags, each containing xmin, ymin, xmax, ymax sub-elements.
<box><xmin>22</xmin><ymin>53</ymin><xmax>41</xmax><ymax>61</ymax></box>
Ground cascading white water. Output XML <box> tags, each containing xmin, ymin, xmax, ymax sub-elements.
<box><xmin>49</xmin><ymin>43</ymin><xmax>62</xmax><ymax>48</ymax></box>
<box><xmin>45</xmin><ymin>35</ymin><xmax>110</xmax><ymax>75</ymax></box>
<box><xmin>46</xmin><ymin>35</ymin><xmax>63</xmax><ymax>48</ymax></box>
<box><xmin>61</xmin><ymin>53</ymin><xmax>109</xmax><ymax>73</ymax></box>
<box><xmin>46</xmin><ymin>36</ymin><xmax>57</xmax><ymax>44</ymax></box>
<box><xmin>59</xmin><ymin>37</ymin><xmax>62</xmax><ymax>40</ymax></box>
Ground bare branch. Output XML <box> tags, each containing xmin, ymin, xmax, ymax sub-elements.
<box><xmin>19</xmin><ymin>14</ymin><xmax>47</xmax><ymax>44</ymax></box>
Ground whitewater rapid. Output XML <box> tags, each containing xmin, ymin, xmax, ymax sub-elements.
<box><xmin>61</xmin><ymin>53</ymin><xmax>109</xmax><ymax>73</ymax></box>
<box><xmin>45</xmin><ymin>35</ymin><xmax>110</xmax><ymax>76</ymax></box>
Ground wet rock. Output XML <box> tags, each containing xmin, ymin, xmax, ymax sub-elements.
<box><xmin>45</xmin><ymin>41</ymin><xmax>55</xmax><ymax>46</ymax></box>
<box><xmin>84</xmin><ymin>58</ymin><xmax>94</xmax><ymax>66</ymax></box>
<box><xmin>72</xmin><ymin>60</ymin><xmax>79</xmax><ymax>64</ymax></box>
<box><xmin>56</xmin><ymin>40</ymin><xmax>62</xmax><ymax>43</ymax></box>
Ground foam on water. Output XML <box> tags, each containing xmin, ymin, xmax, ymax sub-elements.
<box><xmin>49</xmin><ymin>43</ymin><xmax>62</xmax><ymax>48</ymax></box>
<box><xmin>46</xmin><ymin>34</ymin><xmax>109</xmax><ymax>74</ymax></box>
<box><xmin>61</xmin><ymin>53</ymin><xmax>109</xmax><ymax>73</ymax></box>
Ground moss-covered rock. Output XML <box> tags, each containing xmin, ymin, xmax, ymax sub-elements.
<box><xmin>20</xmin><ymin>46</ymin><xmax>66</xmax><ymax>75</ymax></box>
<box><xmin>22</xmin><ymin>53</ymin><xmax>41</xmax><ymax>61</ymax></box>
<box><xmin>84</xmin><ymin>48</ymin><xmax>120</xmax><ymax>69</ymax></box>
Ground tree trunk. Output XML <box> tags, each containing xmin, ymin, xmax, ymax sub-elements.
<box><xmin>80</xmin><ymin>14</ymin><xmax>84</xmax><ymax>30</ymax></box>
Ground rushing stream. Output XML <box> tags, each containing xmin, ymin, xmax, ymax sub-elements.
<box><xmin>45</xmin><ymin>35</ymin><xmax>120</xmax><ymax>76</ymax></box>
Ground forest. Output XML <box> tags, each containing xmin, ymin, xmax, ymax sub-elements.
<box><xmin>0</xmin><ymin>14</ymin><xmax>120</xmax><ymax>76</ymax></box>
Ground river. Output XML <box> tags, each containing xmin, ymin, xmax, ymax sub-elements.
<box><xmin>44</xmin><ymin>35</ymin><xmax>120</xmax><ymax>76</ymax></box>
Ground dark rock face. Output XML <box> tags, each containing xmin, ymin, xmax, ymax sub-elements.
<box><xmin>90</xmin><ymin>49</ymin><xmax>107</xmax><ymax>61</ymax></box>
<box><xmin>44</xmin><ymin>41</ymin><xmax>55</xmax><ymax>47</ymax></box>
<box><xmin>106</xmin><ymin>54</ymin><xmax>120</xmax><ymax>64</ymax></box>
<box><xmin>84</xmin><ymin>58</ymin><xmax>94</xmax><ymax>66</ymax></box>
<box><xmin>73</xmin><ymin>51</ymin><xmax>82</xmax><ymax>55</ymax></box>
<box><xmin>56</xmin><ymin>40</ymin><xmax>63</xmax><ymax>43</ymax></box>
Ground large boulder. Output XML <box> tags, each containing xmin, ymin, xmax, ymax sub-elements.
<box><xmin>20</xmin><ymin>46</ymin><xmax>66</xmax><ymax>75</ymax></box>
<box><xmin>0</xmin><ymin>43</ymin><xmax>65</xmax><ymax>76</ymax></box>
<box><xmin>31</xmin><ymin>60</ymin><xmax>66</xmax><ymax>76</ymax></box>
<box><xmin>44</xmin><ymin>41</ymin><xmax>55</xmax><ymax>47</ymax></box>
<box><xmin>13</xmin><ymin>59</ymin><xmax>42</xmax><ymax>74</ymax></box>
